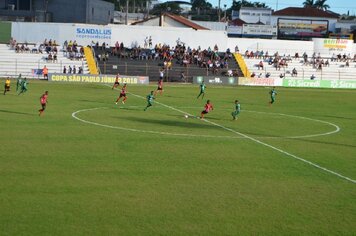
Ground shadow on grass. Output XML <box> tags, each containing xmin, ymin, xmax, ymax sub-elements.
<box><xmin>79</xmin><ymin>99</ymin><xmax>111</xmax><ymax>104</ymax></box>
<box><xmin>0</xmin><ymin>109</ymin><xmax>34</xmax><ymax>116</ymax></box>
<box><xmin>321</xmin><ymin>115</ymin><xmax>354</xmax><ymax>120</ymax></box>
<box><xmin>294</xmin><ymin>138</ymin><xmax>356</xmax><ymax>148</ymax></box>
<box><xmin>119</xmin><ymin>116</ymin><xmax>224</xmax><ymax>130</ymax></box>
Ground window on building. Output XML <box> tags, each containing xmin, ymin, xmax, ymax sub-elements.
<box><xmin>262</xmin><ymin>13</ymin><xmax>270</xmax><ymax>16</ymax></box>
<box><xmin>108</xmin><ymin>10</ymin><xmax>111</xmax><ymax>16</ymax></box>
<box><xmin>92</xmin><ymin>8</ymin><xmax>94</xmax><ymax>16</ymax></box>
<box><xmin>241</xmin><ymin>12</ymin><xmax>250</xmax><ymax>15</ymax></box>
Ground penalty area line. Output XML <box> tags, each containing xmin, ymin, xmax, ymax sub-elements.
<box><xmin>106</xmin><ymin>85</ymin><xmax>355</xmax><ymax>184</ymax></box>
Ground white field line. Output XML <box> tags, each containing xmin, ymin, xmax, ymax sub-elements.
<box><xmin>72</xmin><ymin>107</ymin><xmax>241</xmax><ymax>139</ymax></box>
<box><xmin>118</xmin><ymin>87</ymin><xmax>355</xmax><ymax>184</ymax></box>
<box><xmin>119</xmin><ymin>105</ymin><xmax>340</xmax><ymax>139</ymax></box>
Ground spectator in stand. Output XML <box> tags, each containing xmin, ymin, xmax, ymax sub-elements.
<box><xmin>78</xmin><ymin>67</ymin><xmax>83</xmax><ymax>74</ymax></box>
<box><xmin>63</xmin><ymin>66</ymin><xmax>67</xmax><ymax>74</ymax></box>
<box><xmin>292</xmin><ymin>68</ymin><xmax>298</xmax><ymax>77</ymax></box>
<box><xmin>148</xmin><ymin>36</ymin><xmax>152</xmax><ymax>48</ymax></box>
<box><xmin>68</xmin><ymin>66</ymin><xmax>72</xmax><ymax>74</ymax></box>
<box><xmin>53</xmin><ymin>53</ymin><xmax>57</xmax><ymax>62</ymax></box>
<box><xmin>73</xmin><ymin>65</ymin><xmax>76</xmax><ymax>74</ymax></box>
<box><xmin>258</xmin><ymin>61</ymin><xmax>264</xmax><ymax>70</ymax></box>
<box><xmin>310</xmin><ymin>74</ymin><xmax>316</xmax><ymax>80</ymax></box>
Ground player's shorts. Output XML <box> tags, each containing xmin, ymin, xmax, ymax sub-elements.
<box><xmin>157</xmin><ymin>87</ymin><xmax>163</xmax><ymax>90</ymax></box>
<box><xmin>41</xmin><ymin>103</ymin><xmax>46</xmax><ymax>110</ymax></box>
<box><xmin>114</xmin><ymin>82</ymin><xmax>120</xmax><ymax>85</ymax></box>
<box><xmin>5</xmin><ymin>85</ymin><xmax>10</xmax><ymax>91</ymax></box>
<box><xmin>119</xmin><ymin>93</ymin><xmax>126</xmax><ymax>98</ymax></box>
<box><xmin>202</xmin><ymin>110</ymin><xmax>208</xmax><ymax>114</ymax></box>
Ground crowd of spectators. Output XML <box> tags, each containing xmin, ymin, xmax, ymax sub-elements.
<box><xmin>93</xmin><ymin>40</ymin><xmax>236</xmax><ymax>76</ymax></box>
<box><xmin>63</xmin><ymin>40</ymin><xmax>84</xmax><ymax>61</ymax></box>
<box><xmin>62</xmin><ymin>65</ymin><xmax>83</xmax><ymax>74</ymax></box>
<box><xmin>244</xmin><ymin>49</ymin><xmax>356</xmax><ymax>79</ymax></box>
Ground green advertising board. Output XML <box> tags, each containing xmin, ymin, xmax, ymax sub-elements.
<box><xmin>283</xmin><ymin>79</ymin><xmax>356</xmax><ymax>89</ymax></box>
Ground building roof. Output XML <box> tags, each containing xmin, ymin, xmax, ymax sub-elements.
<box><xmin>229</xmin><ymin>18</ymin><xmax>246</xmax><ymax>26</ymax></box>
<box><xmin>164</xmin><ymin>13</ymin><xmax>209</xmax><ymax>30</ymax></box>
<box><xmin>240</xmin><ymin>7</ymin><xmax>272</xmax><ymax>11</ymax></box>
<box><xmin>273</xmin><ymin>7</ymin><xmax>339</xmax><ymax>19</ymax></box>
<box><xmin>131</xmin><ymin>13</ymin><xmax>208</xmax><ymax>30</ymax></box>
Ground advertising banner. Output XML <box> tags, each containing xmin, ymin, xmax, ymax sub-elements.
<box><xmin>277</xmin><ymin>18</ymin><xmax>328</xmax><ymax>39</ymax></box>
<box><xmin>313</xmin><ymin>38</ymin><xmax>354</xmax><ymax>57</ymax></box>
<box><xmin>48</xmin><ymin>73</ymin><xmax>149</xmax><ymax>85</ymax></box>
<box><xmin>283</xmin><ymin>79</ymin><xmax>356</xmax><ymax>89</ymax></box>
<box><xmin>242</xmin><ymin>24</ymin><xmax>277</xmax><ymax>36</ymax></box>
<box><xmin>238</xmin><ymin>77</ymin><xmax>283</xmax><ymax>86</ymax></box>
<box><xmin>193</xmin><ymin>76</ymin><xmax>238</xmax><ymax>85</ymax></box>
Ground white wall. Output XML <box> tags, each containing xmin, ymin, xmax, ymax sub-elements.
<box><xmin>227</xmin><ymin>38</ymin><xmax>314</xmax><ymax>55</ymax></box>
<box><xmin>239</xmin><ymin>8</ymin><xmax>272</xmax><ymax>25</ymax></box>
<box><xmin>11</xmin><ymin>22</ymin><xmax>356</xmax><ymax>55</ymax></box>
<box><xmin>164</xmin><ymin>17</ymin><xmax>187</xmax><ymax>28</ymax></box>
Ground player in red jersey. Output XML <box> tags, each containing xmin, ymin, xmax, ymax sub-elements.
<box><xmin>112</xmin><ymin>73</ymin><xmax>120</xmax><ymax>89</ymax></box>
<box><xmin>38</xmin><ymin>91</ymin><xmax>48</xmax><ymax>116</ymax></box>
<box><xmin>115</xmin><ymin>83</ymin><xmax>127</xmax><ymax>104</ymax></box>
<box><xmin>200</xmin><ymin>100</ymin><xmax>213</xmax><ymax>119</ymax></box>
<box><xmin>154</xmin><ymin>79</ymin><xmax>163</xmax><ymax>96</ymax></box>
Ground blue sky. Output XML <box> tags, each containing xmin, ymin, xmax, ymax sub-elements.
<box><xmin>208</xmin><ymin>0</ymin><xmax>356</xmax><ymax>15</ymax></box>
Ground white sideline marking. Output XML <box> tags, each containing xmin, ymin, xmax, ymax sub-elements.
<box><xmin>115</xmin><ymin>87</ymin><xmax>355</xmax><ymax>184</ymax></box>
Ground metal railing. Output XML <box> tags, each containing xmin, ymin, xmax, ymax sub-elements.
<box><xmin>251</xmin><ymin>66</ymin><xmax>356</xmax><ymax>80</ymax></box>
<box><xmin>0</xmin><ymin>59</ymin><xmax>86</xmax><ymax>78</ymax></box>
<box><xmin>99</xmin><ymin>61</ymin><xmax>233</xmax><ymax>81</ymax></box>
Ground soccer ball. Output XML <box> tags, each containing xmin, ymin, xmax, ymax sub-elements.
<box><xmin>184</xmin><ymin>115</ymin><xmax>189</xmax><ymax>118</ymax></box>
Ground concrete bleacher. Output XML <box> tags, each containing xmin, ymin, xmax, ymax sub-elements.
<box><xmin>0</xmin><ymin>44</ymin><xmax>89</xmax><ymax>78</ymax></box>
<box><xmin>94</xmin><ymin>47</ymin><xmax>243</xmax><ymax>82</ymax></box>
<box><xmin>244</xmin><ymin>55</ymin><xmax>356</xmax><ymax>80</ymax></box>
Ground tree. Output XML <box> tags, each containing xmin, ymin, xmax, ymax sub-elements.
<box><xmin>314</xmin><ymin>0</ymin><xmax>330</xmax><ymax>10</ymax></box>
<box><xmin>191</xmin><ymin>0</ymin><xmax>212</xmax><ymax>15</ymax></box>
<box><xmin>150</xmin><ymin>2</ymin><xmax>183</xmax><ymax>15</ymax></box>
<box><xmin>303</xmin><ymin>0</ymin><xmax>315</xmax><ymax>8</ymax></box>
<box><xmin>303</xmin><ymin>0</ymin><xmax>329</xmax><ymax>10</ymax></box>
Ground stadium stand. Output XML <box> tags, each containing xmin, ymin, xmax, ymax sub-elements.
<box><xmin>242</xmin><ymin>50</ymin><xmax>356</xmax><ymax>80</ymax></box>
<box><xmin>0</xmin><ymin>42</ymin><xmax>89</xmax><ymax>78</ymax></box>
<box><xmin>93</xmin><ymin>43</ymin><xmax>243</xmax><ymax>82</ymax></box>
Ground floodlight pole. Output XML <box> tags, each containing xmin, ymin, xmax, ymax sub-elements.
<box><xmin>218</xmin><ymin>0</ymin><xmax>221</xmax><ymax>22</ymax></box>
<box><xmin>126</xmin><ymin>0</ymin><xmax>129</xmax><ymax>25</ymax></box>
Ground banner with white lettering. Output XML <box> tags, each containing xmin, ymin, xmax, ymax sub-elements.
<box><xmin>48</xmin><ymin>73</ymin><xmax>149</xmax><ymax>85</ymax></box>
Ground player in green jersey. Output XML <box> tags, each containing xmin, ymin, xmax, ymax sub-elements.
<box><xmin>144</xmin><ymin>91</ymin><xmax>155</xmax><ymax>111</ymax></box>
<box><xmin>197</xmin><ymin>80</ymin><xmax>206</xmax><ymax>99</ymax></box>
<box><xmin>18</xmin><ymin>78</ymin><xmax>28</xmax><ymax>95</ymax></box>
<box><xmin>16</xmin><ymin>74</ymin><xmax>22</xmax><ymax>92</ymax></box>
<box><xmin>231</xmin><ymin>100</ymin><xmax>240</xmax><ymax>120</ymax></box>
<box><xmin>269</xmin><ymin>87</ymin><xmax>277</xmax><ymax>105</ymax></box>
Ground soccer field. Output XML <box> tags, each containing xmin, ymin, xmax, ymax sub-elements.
<box><xmin>1</xmin><ymin>80</ymin><xmax>356</xmax><ymax>235</ymax></box>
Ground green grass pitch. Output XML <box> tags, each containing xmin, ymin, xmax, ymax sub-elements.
<box><xmin>1</xmin><ymin>80</ymin><xmax>356</xmax><ymax>235</ymax></box>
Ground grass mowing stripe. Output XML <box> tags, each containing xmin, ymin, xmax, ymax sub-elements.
<box><xmin>105</xmin><ymin>84</ymin><xmax>355</xmax><ymax>184</ymax></box>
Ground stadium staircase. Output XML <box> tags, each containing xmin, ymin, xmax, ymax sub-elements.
<box><xmin>233</xmin><ymin>53</ymin><xmax>250</xmax><ymax>77</ymax></box>
<box><xmin>0</xmin><ymin>44</ymin><xmax>89</xmax><ymax>78</ymax></box>
<box><xmin>84</xmin><ymin>47</ymin><xmax>99</xmax><ymax>75</ymax></box>
<box><xmin>94</xmin><ymin>47</ymin><xmax>243</xmax><ymax>82</ymax></box>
